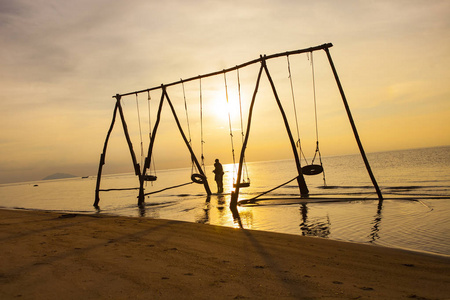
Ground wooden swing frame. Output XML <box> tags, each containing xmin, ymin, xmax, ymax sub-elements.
<box><xmin>94</xmin><ymin>43</ymin><xmax>383</xmax><ymax>208</ymax></box>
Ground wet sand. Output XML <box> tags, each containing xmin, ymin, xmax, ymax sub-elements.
<box><xmin>1</xmin><ymin>208</ymin><xmax>449</xmax><ymax>299</ymax></box>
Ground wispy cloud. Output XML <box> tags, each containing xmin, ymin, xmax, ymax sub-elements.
<box><xmin>0</xmin><ymin>0</ymin><xmax>449</xmax><ymax>183</ymax></box>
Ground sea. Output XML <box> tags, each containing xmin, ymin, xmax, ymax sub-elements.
<box><xmin>1</xmin><ymin>146</ymin><xmax>449</xmax><ymax>257</ymax></box>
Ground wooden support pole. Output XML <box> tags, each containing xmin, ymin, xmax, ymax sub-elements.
<box><xmin>324</xmin><ymin>48</ymin><xmax>383</xmax><ymax>201</ymax></box>
<box><xmin>261</xmin><ymin>58</ymin><xmax>309</xmax><ymax>196</ymax></box>
<box><xmin>116</xmin><ymin>94</ymin><xmax>141</xmax><ymax>177</ymax></box>
<box><xmin>94</xmin><ymin>100</ymin><xmax>120</xmax><ymax>207</ymax></box>
<box><xmin>139</xmin><ymin>89</ymin><xmax>166</xmax><ymax>205</ymax></box>
<box><xmin>164</xmin><ymin>88</ymin><xmax>212</xmax><ymax>196</ymax></box>
<box><xmin>230</xmin><ymin>64</ymin><xmax>264</xmax><ymax>208</ymax></box>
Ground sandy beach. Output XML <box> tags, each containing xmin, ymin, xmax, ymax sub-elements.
<box><xmin>1</xmin><ymin>209</ymin><xmax>449</xmax><ymax>299</ymax></box>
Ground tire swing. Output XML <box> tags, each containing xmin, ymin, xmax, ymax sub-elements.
<box><xmin>301</xmin><ymin>145</ymin><xmax>324</xmax><ymax>176</ymax></box>
<box><xmin>191</xmin><ymin>173</ymin><xmax>206</xmax><ymax>184</ymax></box>
<box><xmin>287</xmin><ymin>54</ymin><xmax>326</xmax><ymax>183</ymax></box>
<box><xmin>224</xmin><ymin>71</ymin><xmax>251</xmax><ymax>188</ymax></box>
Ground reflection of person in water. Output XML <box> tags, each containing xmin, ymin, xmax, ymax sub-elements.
<box><xmin>213</xmin><ymin>159</ymin><xmax>224</xmax><ymax>193</ymax></box>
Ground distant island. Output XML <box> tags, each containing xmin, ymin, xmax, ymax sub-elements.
<box><xmin>42</xmin><ymin>173</ymin><xmax>77</xmax><ymax>180</ymax></box>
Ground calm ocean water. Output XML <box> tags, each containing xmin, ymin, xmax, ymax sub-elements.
<box><xmin>1</xmin><ymin>146</ymin><xmax>449</xmax><ymax>256</ymax></box>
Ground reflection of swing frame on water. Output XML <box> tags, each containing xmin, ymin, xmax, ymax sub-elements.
<box><xmin>94</xmin><ymin>43</ymin><xmax>383</xmax><ymax>208</ymax></box>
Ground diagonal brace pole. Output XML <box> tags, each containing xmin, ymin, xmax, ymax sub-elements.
<box><xmin>139</xmin><ymin>89</ymin><xmax>165</xmax><ymax>205</ymax></box>
<box><xmin>94</xmin><ymin>99</ymin><xmax>120</xmax><ymax>207</ymax></box>
<box><xmin>164</xmin><ymin>87</ymin><xmax>212</xmax><ymax>196</ymax></box>
<box><xmin>261</xmin><ymin>57</ymin><xmax>309</xmax><ymax>197</ymax></box>
<box><xmin>230</xmin><ymin>63</ymin><xmax>264</xmax><ymax>207</ymax></box>
<box><xmin>324</xmin><ymin>48</ymin><xmax>383</xmax><ymax>202</ymax></box>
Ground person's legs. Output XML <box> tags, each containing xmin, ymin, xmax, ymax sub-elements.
<box><xmin>218</xmin><ymin>179</ymin><xmax>223</xmax><ymax>193</ymax></box>
<box><xmin>215</xmin><ymin>180</ymin><xmax>220</xmax><ymax>194</ymax></box>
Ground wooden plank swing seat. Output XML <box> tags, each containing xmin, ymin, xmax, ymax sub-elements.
<box><xmin>233</xmin><ymin>181</ymin><xmax>250</xmax><ymax>188</ymax></box>
<box><xmin>143</xmin><ymin>175</ymin><xmax>157</xmax><ymax>181</ymax></box>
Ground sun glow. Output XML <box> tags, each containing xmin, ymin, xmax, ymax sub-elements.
<box><xmin>210</xmin><ymin>90</ymin><xmax>245</xmax><ymax>125</ymax></box>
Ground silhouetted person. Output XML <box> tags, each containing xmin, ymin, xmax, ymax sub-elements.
<box><xmin>213</xmin><ymin>158</ymin><xmax>224</xmax><ymax>193</ymax></box>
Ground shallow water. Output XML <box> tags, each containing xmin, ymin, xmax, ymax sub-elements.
<box><xmin>1</xmin><ymin>146</ymin><xmax>449</xmax><ymax>256</ymax></box>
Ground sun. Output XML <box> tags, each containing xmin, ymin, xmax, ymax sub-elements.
<box><xmin>210</xmin><ymin>90</ymin><xmax>243</xmax><ymax>124</ymax></box>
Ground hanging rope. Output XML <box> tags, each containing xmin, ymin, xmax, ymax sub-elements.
<box><xmin>287</xmin><ymin>55</ymin><xmax>309</xmax><ymax>165</ymax></box>
<box><xmin>181</xmin><ymin>79</ymin><xmax>193</xmax><ymax>145</ymax></box>
<box><xmin>147</xmin><ymin>91</ymin><xmax>157</xmax><ymax>180</ymax></box>
<box><xmin>237</xmin><ymin>69</ymin><xmax>245</xmax><ymax>143</ymax></box>
<box><xmin>310</xmin><ymin>52</ymin><xmax>320</xmax><ymax>153</ymax></box>
<box><xmin>181</xmin><ymin>79</ymin><xmax>196</xmax><ymax>175</ymax></box>
<box><xmin>147</xmin><ymin>91</ymin><xmax>152</xmax><ymax>138</ymax></box>
<box><xmin>135</xmin><ymin>93</ymin><xmax>144</xmax><ymax>167</ymax></box>
<box><xmin>224</xmin><ymin>72</ymin><xmax>237</xmax><ymax>183</ymax></box>
<box><xmin>236</xmin><ymin>68</ymin><xmax>250</xmax><ymax>184</ymax></box>
<box><xmin>199</xmin><ymin>78</ymin><xmax>206</xmax><ymax>172</ymax></box>
<box><xmin>309</xmin><ymin>52</ymin><xmax>327</xmax><ymax>185</ymax></box>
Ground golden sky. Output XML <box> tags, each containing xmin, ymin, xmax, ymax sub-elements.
<box><xmin>0</xmin><ymin>0</ymin><xmax>449</xmax><ymax>183</ymax></box>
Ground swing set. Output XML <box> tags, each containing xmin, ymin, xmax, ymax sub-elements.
<box><xmin>94</xmin><ymin>43</ymin><xmax>383</xmax><ymax>208</ymax></box>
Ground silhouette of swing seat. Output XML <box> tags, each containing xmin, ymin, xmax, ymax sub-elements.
<box><xmin>143</xmin><ymin>175</ymin><xmax>157</xmax><ymax>181</ymax></box>
<box><xmin>191</xmin><ymin>173</ymin><xmax>206</xmax><ymax>184</ymax></box>
<box><xmin>301</xmin><ymin>164</ymin><xmax>323</xmax><ymax>176</ymax></box>
<box><xmin>233</xmin><ymin>181</ymin><xmax>250</xmax><ymax>188</ymax></box>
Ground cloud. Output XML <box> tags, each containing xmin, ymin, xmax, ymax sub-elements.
<box><xmin>1</xmin><ymin>0</ymin><xmax>450</xmax><ymax>183</ymax></box>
